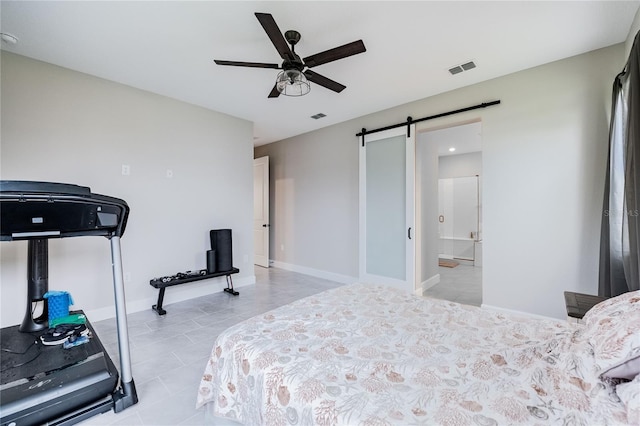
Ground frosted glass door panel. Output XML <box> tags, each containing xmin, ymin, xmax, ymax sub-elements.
<box><xmin>359</xmin><ymin>125</ymin><xmax>415</xmax><ymax>292</ymax></box>
<box><xmin>365</xmin><ymin>135</ymin><xmax>406</xmax><ymax>280</ymax></box>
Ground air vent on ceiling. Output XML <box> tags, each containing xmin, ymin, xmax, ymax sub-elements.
<box><xmin>449</xmin><ymin>60</ymin><xmax>476</xmax><ymax>75</ymax></box>
<box><xmin>311</xmin><ymin>113</ymin><xmax>327</xmax><ymax>120</ymax></box>
<box><xmin>461</xmin><ymin>61</ymin><xmax>476</xmax><ymax>71</ymax></box>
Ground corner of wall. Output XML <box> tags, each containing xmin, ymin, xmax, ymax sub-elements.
<box><xmin>626</xmin><ymin>6</ymin><xmax>640</xmax><ymax>58</ymax></box>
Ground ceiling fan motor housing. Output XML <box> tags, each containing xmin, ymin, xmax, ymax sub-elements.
<box><xmin>283</xmin><ymin>30</ymin><xmax>304</xmax><ymax>71</ymax></box>
<box><xmin>282</xmin><ymin>59</ymin><xmax>304</xmax><ymax>71</ymax></box>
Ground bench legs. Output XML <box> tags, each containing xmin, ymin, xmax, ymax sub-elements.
<box><xmin>152</xmin><ymin>287</ymin><xmax>167</xmax><ymax>316</ymax></box>
<box><xmin>223</xmin><ymin>274</ymin><xmax>239</xmax><ymax>296</ymax></box>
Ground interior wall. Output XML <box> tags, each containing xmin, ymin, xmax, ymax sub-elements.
<box><xmin>439</xmin><ymin>152</ymin><xmax>482</xmax><ymax>179</ymax></box>
<box><xmin>253</xmin><ymin>124</ymin><xmax>359</xmax><ymax>282</ymax></box>
<box><xmin>416</xmin><ymin>134</ymin><xmax>439</xmax><ymax>285</ymax></box>
<box><xmin>255</xmin><ymin>43</ymin><xmax>624</xmax><ymax>319</ymax></box>
<box><xmin>0</xmin><ymin>52</ymin><xmax>255</xmax><ymax>326</ymax></box>
<box><xmin>626</xmin><ymin>7</ymin><xmax>640</xmax><ymax>58</ymax></box>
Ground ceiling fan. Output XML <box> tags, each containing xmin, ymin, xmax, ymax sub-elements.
<box><xmin>214</xmin><ymin>13</ymin><xmax>366</xmax><ymax>98</ymax></box>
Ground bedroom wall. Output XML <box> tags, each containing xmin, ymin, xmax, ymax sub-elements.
<box><xmin>416</xmin><ymin>136</ymin><xmax>439</xmax><ymax>288</ymax></box>
<box><xmin>253</xmin><ymin>124</ymin><xmax>359</xmax><ymax>283</ymax></box>
<box><xmin>627</xmin><ymin>7</ymin><xmax>640</xmax><ymax>57</ymax></box>
<box><xmin>255</xmin><ymin>43</ymin><xmax>624</xmax><ymax>319</ymax></box>
<box><xmin>0</xmin><ymin>52</ymin><xmax>255</xmax><ymax>326</ymax></box>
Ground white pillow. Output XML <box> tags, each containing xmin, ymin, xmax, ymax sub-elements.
<box><xmin>616</xmin><ymin>375</ymin><xmax>640</xmax><ymax>424</ymax></box>
<box><xmin>580</xmin><ymin>290</ymin><xmax>640</xmax><ymax>380</ymax></box>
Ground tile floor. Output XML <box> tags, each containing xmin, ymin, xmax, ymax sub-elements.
<box><xmin>83</xmin><ymin>264</ymin><xmax>481</xmax><ymax>425</ymax></box>
<box><xmin>423</xmin><ymin>263</ymin><xmax>483</xmax><ymax>306</ymax></box>
<box><xmin>85</xmin><ymin>267</ymin><xmax>344</xmax><ymax>425</ymax></box>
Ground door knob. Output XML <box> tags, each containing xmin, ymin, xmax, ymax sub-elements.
<box><xmin>262</xmin><ymin>224</ymin><xmax>270</xmax><ymax>227</ymax></box>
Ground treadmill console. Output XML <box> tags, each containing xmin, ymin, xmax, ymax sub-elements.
<box><xmin>0</xmin><ymin>181</ymin><xmax>129</xmax><ymax>241</ymax></box>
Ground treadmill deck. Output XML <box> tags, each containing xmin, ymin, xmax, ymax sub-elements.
<box><xmin>0</xmin><ymin>313</ymin><xmax>119</xmax><ymax>426</ymax></box>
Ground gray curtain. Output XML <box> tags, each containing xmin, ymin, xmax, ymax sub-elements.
<box><xmin>599</xmin><ymin>30</ymin><xmax>640</xmax><ymax>297</ymax></box>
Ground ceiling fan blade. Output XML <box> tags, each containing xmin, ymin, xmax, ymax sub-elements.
<box><xmin>268</xmin><ymin>84</ymin><xmax>281</xmax><ymax>98</ymax></box>
<box><xmin>304</xmin><ymin>70</ymin><xmax>346</xmax><ymax>93</ymax></box>
<box><xmin>255</xmin><ymin>12</ymin><xmax>295</xmax><ymax>62</ymax></box>
<box><xmin>214</xmin><ymin>60</ymin><xmax>280</xmax><ymax>69</ymax></box>
<box><xmin>303</xmin><ymin>40</ymin><xmax>366</xmax><ymax>68</ymax></box>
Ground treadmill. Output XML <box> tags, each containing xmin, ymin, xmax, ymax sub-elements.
<box><xmin>0</xmin><ymin>181</ymin><xmax>137</xmax><ymax>425</ymax></box>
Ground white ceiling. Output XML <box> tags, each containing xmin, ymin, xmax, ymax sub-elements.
<box><xmin>1</xmin><ymin>1</ymin><xmax>638</xmax><ymax>146</ymax></box>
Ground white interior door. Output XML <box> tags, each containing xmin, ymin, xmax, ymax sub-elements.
<box><xmin>359</xmin><ymin>126</ymin><xmax>415</xmax><ymax>292</ymax></box>
<box><xmin>253</xmin><ymin>156</ymin><xmax>269</xmax><ymax>268</ymax></box>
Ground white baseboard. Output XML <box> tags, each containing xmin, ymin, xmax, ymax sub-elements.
<box><xmin>422</xmin><ymin>274</ymin><xmax>440</xmax><ymax>291</ymax></box>
<box><xmin>270</xmin><ymin>260</ymin><xmax>358</xmax><ymax>285</ymax></box>
<box><xmin>85</xmin><ymin>274</ymin><xmax>256</xmax><ymax>322</ymax></box>
<box><xmin>481</xmin><ymin>303</ymin><xmax>561</xmax><ymax>322</ymax></box>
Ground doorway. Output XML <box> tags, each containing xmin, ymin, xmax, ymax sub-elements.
<box><xmin>253</xmin><ymin>156</ymin><xmax>269</xmax><ymax>268</ymax></box>
<box><xmin>417</xmin><ymin>121</ymin><xmax>483</xmax><ymax>306</ymax></box>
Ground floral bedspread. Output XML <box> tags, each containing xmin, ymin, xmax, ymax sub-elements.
<box><xmin>197</xmin><ymin>283</ymin><xmax>629</xmax><ymax>425</ymax></box>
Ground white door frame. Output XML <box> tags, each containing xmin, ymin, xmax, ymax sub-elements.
<box><xmin>253</xmin><ymin>156</ymin><xmax>269</xmax><ymax>268</ymax></box>
<box><xmin>359</xmin><ymin>125</ymin><xmax>416</xmax><ymax>293</ymax></box>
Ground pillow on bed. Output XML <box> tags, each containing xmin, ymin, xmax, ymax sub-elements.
<box><xmin>616</xmin><ymin>375</ymin><xmax>640</xmax><ymax>424</ymax></box>
<box><xmin>581</xmin><ymin>290</ymin><xmax>640</xmax><ymax>380</ymax></box>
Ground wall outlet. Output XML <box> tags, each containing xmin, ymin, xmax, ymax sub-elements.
<box><xmin>121</xmin><ymin>164</ymin><xmax>130</xmax><ymax>176</ymax></box>
<box><xmin>123</xmin><ymin>272</ymin><xmax>131</xmax><ymax>283</ymax></box>
<box><xmin>166</xmin><ymin>169</ymin><xmax>173</xmax><ymax>178</ymax></box>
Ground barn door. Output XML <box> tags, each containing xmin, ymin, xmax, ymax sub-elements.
<box><xmin>359</xmin><ymin>126</ymin><xmax>415</xmax><ymax>292</ymax></box>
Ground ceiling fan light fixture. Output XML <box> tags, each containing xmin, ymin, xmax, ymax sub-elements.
<box><xmin>276</xmin><ymin>69</ymin><xmax>310</xmax><ymax>97</ymax></box>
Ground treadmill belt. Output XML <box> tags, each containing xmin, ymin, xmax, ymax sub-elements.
<box><xmin>1</xmin><ymin>324</ymin><xmax>98</xmax><ymax>387</ymax></box>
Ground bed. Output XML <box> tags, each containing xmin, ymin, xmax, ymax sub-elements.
<box><xmin>197</xmin><ymin>283</ymin><xmax>640</xmax><ymax>425</ymax></box>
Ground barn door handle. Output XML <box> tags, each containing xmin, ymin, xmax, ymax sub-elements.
<box><xmin>262</xmin><ymin>224</ymin><xmax>270</xmax><ymax>227</ymax></box>
<box><xmin>408</xmin><ymin>227</ymin><xmax>412</xmax><ymax>239</ymax></box>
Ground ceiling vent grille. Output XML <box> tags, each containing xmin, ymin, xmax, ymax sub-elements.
<box><xmin>449</xmin><ymin>60</ymin><xmax>476</xmax><ymax>75</ymax></box>
<box><xmin>461</xmin><ymin>61</ymin><xmax>476</xmax><ymax>71</ymax></box>
<box><xmin>311</xmin><ymin>113</ymin><xmax>327</xmax><ymax>120</ymax></box>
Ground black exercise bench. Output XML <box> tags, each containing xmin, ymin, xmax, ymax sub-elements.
<box><xmin>150</xmin><ymin>267</ymin><xmax>239</xmax><ymax>315</ymax></box>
